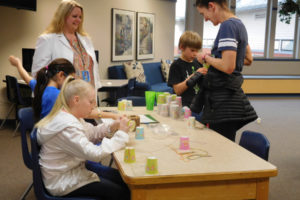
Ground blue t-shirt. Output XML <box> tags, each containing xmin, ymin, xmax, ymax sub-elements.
<box><xmin>211</xmin><ymin>18</ymin><xmax>248</xmax><ymax>72</ymax></box>
<box><xmin>29</xmin><ymin>79</ymin><xmax>60</xmax><ymax>118</ymax></box>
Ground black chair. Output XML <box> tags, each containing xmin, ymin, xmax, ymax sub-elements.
<box><xmin>117</xmin><ymin>78</ymin><xmax>146</xmax><ymax>106</ymax></box>
<box><xmin>0</xmin><ymin>75</ymin><xmax>32</xmax><ymax>131</ymax></box>
<box><xmin>239</xmin><ymin>130</ymin><xmax>270</xmax><ymax>161</ymax></box>
<box><xmin>30</xmin><ymin>129</ymin><xmax>98</xmax><ymax>200</ymax></box>
<box><xmin>18</xmin><ymin>107</ymin><xmax>35</xmax><ymax>200</ymax></box>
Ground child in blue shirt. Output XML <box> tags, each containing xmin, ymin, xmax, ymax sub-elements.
<box><xmin>9</xmin><ymin>56</ymin><xmax>120</xmax><ymax>121</ymax></box>
<box><xmin>9</xmin><ymin>56</ymin><xmax>75</xmax><ymax>120</ymax></box>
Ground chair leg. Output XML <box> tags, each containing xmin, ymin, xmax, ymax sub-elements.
<box><xmin>19</xmin><ymin>181</ymin><xmax>33</xmax><ymax>200</ymax></box>
<box><xmin>13</xmin><ymin>122</ymin><xmax>20</xmax><ymax>137</ymax></box>
<box><xmin>0</xmin><ymin>104</ymin><xmax>15</xmax><ymax>129</ymax></box>
<box><xmin>109</xmin><ymin>154</ymin><xmax>114</xmax><ymax>167</ymax></box>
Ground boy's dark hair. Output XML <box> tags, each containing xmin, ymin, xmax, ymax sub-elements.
<box><xmin>195</xmin><ymin>0</ymin><xmax>228</xmax><ymax>9</ymax></box>
<box><xmin>33</xmin><ymin>58</ymin><xmax>75</xmax><ymax>120</ymax></box>
<box><xmin>178</xmin><ymin>31</ymin><xmax>202</xmax><ymax>50</ymax></box>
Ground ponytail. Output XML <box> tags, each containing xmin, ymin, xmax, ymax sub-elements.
<box><xmin>33</xmin><ymin>58</ymin><xmax>75</xmax><ymax>120</ymax></box>
<box><xmin>33</xmin><ymin>68</ymin><xmax>50</xmax><ymax>120</ymax></box>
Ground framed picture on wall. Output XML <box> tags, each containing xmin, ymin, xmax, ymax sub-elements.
<box><xmin>136</xmin><ymin>12</ymin><xmax>155</xmax><ymax>60</ymax></box>
<box><xmin>112</xmin><ymin>8</ymin><xmax>135</xmax><ymax>61</ymax></box>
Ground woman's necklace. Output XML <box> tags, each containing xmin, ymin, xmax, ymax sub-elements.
<box><xmin>64</xmin><ymin>33</ymin><xmax>86</xmax><ymax>67</ymax></box>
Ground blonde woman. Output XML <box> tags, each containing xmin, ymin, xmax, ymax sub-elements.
<box><xmin>32</xmin><ymin>0</ymin><xmax>101</xmax><ymax>91</ymax></box>
<box><xmin>36</xmin><ymin>77</ymin><xmax>130</xmax><ymax>199</ymax></box>
<box><xmin>31</xmin><ymin>0</ymin><xmax>124</xmax><ymax>120</ymax></box>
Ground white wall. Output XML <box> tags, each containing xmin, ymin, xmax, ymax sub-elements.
<box><xmin>0</xmin><ymin>0</ymin><xmax>176</xmax><ymax>119</ymax></box>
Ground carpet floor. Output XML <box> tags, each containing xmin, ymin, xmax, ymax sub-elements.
<box><xmin>0</xmin><ymin>96</ymin><xmax>299</xmax><ymax>200</ymax></box>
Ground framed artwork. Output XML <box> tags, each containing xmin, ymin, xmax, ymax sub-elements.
<box><xmin>112</xmin><ymin>8</ymin><xmax>135</xmax><ymax>61</ymax></box>
<box><xmin>136</xmin><ymin>12</ymin><xmax>155</xmax><ymax>60</ymax></box>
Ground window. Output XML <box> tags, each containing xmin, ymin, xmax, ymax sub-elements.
<box><xmin>274</xmin><ymin>40</ymin><xmax>280</xmax><ymax>51</ymax></box>
<box><xmin>236</xmin><ymin>0</ymin><xmax>268</xmax><ymax>57</ymax></box>
<box><xmin>174</xmin><ymin>0</ymin><xmax>186</xmax><ymax>57</ymax></box>
<box><xmin>273</xmin><ymin>0</ymin><xmax>296</xmax><ymax>58</ymax></box>
<box><xmin>281</xmin><ymin>40</ymin><xmax>294</xmax><ymax>51</ymax></box>
<box><xmin>202</xmin><ymin>21</ymin><xmax>219</xmax><ymax>54</ymax></box>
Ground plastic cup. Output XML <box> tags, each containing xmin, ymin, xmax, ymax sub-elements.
<box><xmin>175</xmin><ymin>96</ymin><xmax>182</xmax><ymax>108</ymax></box>
<box><xmin>188</xmin><ymin>116</ymin><xmax>195</xmax><ymax>128</ymax></box>
<box><xmin>183</xmin><ymin>107</ymin><xmax>192</xmax><ymax>119</ymax></box>
<box><xmin>145</xmin><ymin>91</ymin><xmax>156</xmax><ymax>110</ymax></box>
<box><xmin>128</xmin><ymin>120</ymin><xmax>136</xmax><ymax>132</ymax></box>
<box><xmin>157</xmin><ymin>103</ymin><xmax>163</xmax><ymax>115</ymax></box>
<box><xmin>155</xmin><ymin>92</ymin><xmax>164</xmax><ymax>104</ymax></box>
<box><xmin>124</xmin><ymin>147</ymin><xmax>136</xmax><ymax>163</ymax></box>
<box><xmin>146</xmin><ymin>156</ymin><xmax>158</xmax><ymax>174</ymax></box>
<box><xmin>126</xmin><ymin>100</ymin><xmax>133</xmax><ymax>111</ymax></box>
<box><xmin>135</xmin><ymin>126</ymin><xmax>144</xmax><ymax>140</ymax></box>
<box><xmin>164</xmin><ymin>95</ymin><xmax>171</xmax><ymax>104</ymax></box>
<box><xmin>170</xmin><ymin>104</ymin><xmax>180</xmax><ymax>119</ymax></box>
<box><xmin>118</xmin><ymin>100</ymin><xmax>126</xmax><ymax>111</ymax></box>
<box><xmin>179</xmin><ymin>136</ymin><xmax>190</xmax><ymax>150</ymax></box>
<box><xmin>128</xmin><ymin>115</ymin><xmax>140</xmax><ymax>131</ymax></box>
<box><xmin>157</xmin><ymin>94</ymin><xmax>166</xmax><ymax>104</ymax></box>
<box><xmin>171</xmin><ymin>94</ymin><xmax>177</xmax><ymax>101</ymax></box>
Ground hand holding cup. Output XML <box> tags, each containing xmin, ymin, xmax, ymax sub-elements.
<box><xmin>119</xmin><ymin>116</ymin><xmax>130</xmax><ymax>133</ymax></box>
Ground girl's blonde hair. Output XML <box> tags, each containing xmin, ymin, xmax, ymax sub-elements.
<box><xmin>43</xmin><ymin>0</ymin><xmax>87</xmax><ymax>36</ymax></box>
<box><xmin>36</xmin><ymin>76</ymin><xmax>94</xmax><ymax>127</ymax></box>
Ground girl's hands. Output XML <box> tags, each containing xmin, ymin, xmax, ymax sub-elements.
<box><xmin>110</xmin><ymin>119</ymin><xmax>120</xmax><ymax>133</ymax></box>
<box><xmin>117</xmin><ymin>116</ymin><xmax>130</xmax><ymax>133</ymax></box>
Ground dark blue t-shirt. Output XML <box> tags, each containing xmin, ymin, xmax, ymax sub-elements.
<box><xmin>211</xmin><ymin>18</ymin><xmax>248</xmax><ymax>72</ymax></box>
<box><xmin>29</xmin><ymin>79</ymin><xmax>60</xmax><ymax>118</ymax></box>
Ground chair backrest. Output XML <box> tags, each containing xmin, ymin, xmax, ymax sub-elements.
<box><xmin>30</xmin><ymin>129</ymin><xmax>97</xmax><ymax>200</ymax></box>
<box><xmin>239</xmin><ymin>130</ymin><xmax>270</xmax><ymax>161</ymax></box>
<box><xmin>5</xmin><ymin>75</ymin><xmax>20</xmax><ymax>104</ymax></box>
<box><xmin>6</xmin><ymin>75</ymin><xmax>29</xmax><ymax>105</ymax></box>
<box><xmin>142</xmin><ymin>62</ymin><xmax>164</xmax><ymax>85</ymax></box>
<box><xmin>18</xmin><ymin>107</ymin><xmax>34</xmax><ymax>170</ymax></box>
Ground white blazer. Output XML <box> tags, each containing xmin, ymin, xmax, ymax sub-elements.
<box><xmin>32</xmin><ymin>33</ymin><xmax>101</xmax><ymax>90</ymax></box>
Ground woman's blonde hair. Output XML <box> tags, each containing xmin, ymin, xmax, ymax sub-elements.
<box><xmin>43</xmin><ymin>0</ymin><xmax>87</xmax><ymax>36</ymax></box>
<box><xmin>36</xmin><ymin>76</ymin><xmax>94</xmax><ymax>127</ymax></box>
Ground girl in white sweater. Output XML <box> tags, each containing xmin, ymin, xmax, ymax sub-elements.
<box><xmin>36</xmin><ymin>77</ymin><xmax>130</xmax><ymax>199</ymax></box>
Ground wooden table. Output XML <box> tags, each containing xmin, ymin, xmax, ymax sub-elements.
<box><xmin>108</xmin><ymin>107</ymin><xmax>278</xmax><ymax>200</ymax></box>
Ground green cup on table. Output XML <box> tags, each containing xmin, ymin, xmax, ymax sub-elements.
<box><xmin>145</xmin><ymin>91</ymin><xmax>156</xmax><ymax>110</ymax></box>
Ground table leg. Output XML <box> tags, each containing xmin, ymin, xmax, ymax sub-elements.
<box><xmin>256</xmin><ymin>178</ymin><xmax>269</xmax><ymax>200</ymax></box>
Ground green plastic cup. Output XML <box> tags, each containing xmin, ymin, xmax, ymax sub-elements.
<box><xmin>145</xmin><ymin>91</ymin><xmax>156</xmax><ymax>110</ymax></box>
